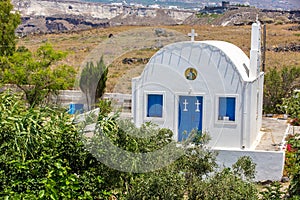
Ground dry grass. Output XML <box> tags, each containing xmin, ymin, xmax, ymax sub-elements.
<box><xmin>107</xmin><ymin>49</ymin><xmax>157</xmax><ymax>93</ymax></box>
<box><xmin>169</xmin><ymin>24</ymin><xmax>300</xmax><ymax>71</ymax></box>
<box><xmin>17</xmin><ymin>26</ymin><xmax>137</xmax><ymax>68</ymax></box>
<box><xmin>18</xmin><ymin>24</ymin><xmax>300</xmax><ymax>92</ymax></box>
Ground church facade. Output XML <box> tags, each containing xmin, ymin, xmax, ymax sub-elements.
<box><xmin>132</xmin><ymin>22</ymin><xmax>264</xmax><ymax>150</ymax></box>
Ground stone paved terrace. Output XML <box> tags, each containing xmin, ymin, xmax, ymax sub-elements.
<box><xmin>255</xmin><ymin>117</ymin><xmax>292</xmax><ymax>151</ymax></box>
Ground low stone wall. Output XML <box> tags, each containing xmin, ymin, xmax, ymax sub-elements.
<box><xmin>103</xmin><ymin>93</ymin><xmax>132</xmax><ymax>113</ymax></box>
<box><xmin>52</xmin><ymin>90</ymin><xmax>86</xmax><ymax>107</ymax></box>
<box><xmin>52</xmin><ymin>90</ymin><xmax>132</xmax><ymax>113</ymax></box>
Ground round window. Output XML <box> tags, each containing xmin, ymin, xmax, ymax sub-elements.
<box><xmin>185</xmin><ymin>68</ymin><xmax>197</xmax><ymax>80</ymax></box>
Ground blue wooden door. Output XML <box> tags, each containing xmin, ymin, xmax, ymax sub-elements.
<box><xmin>178</xmin><ymin>96</ymin><xmax>203</xmax><ymax>141</ymax></box>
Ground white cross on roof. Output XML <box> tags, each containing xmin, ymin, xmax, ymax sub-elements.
<box><xmin>188</xmin><ymin>29</ymin><xmax>198</xmax><ymax>42</ymax></box>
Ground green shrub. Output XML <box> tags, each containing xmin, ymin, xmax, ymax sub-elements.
<box><xmin>286</xmin><ymin>133</ymin><xmax>300</xmax><ymax>198</ymax></box>
<box><xmin>0</xmin><ymin>92</ymin><xmax>262</xmax><ymax>199</ymax></box>
<box><xmin>2</xmin><ymin>44</ymin><xmax>76</xmax><ymax>107</ymax></box>
<box><xmin>264</xmin><ymin>66</ymin><xmax>300</xmax><ymax>114</ymax></box>
<box><xmin>280</xmin><ymin>91</ymin><xmax>300</xmax><ymax>121</ymax></box>
<box><xmin>125</xmin><ymin>167</ymin><xmax>186</xmax><ymax>200</ymax></box>
<box><xmin>189</xmin><ymin>167</ymin><xmax>258</xmax><ymax>200</ymax></box>
<box><xmin>0</xmin><ymin>91</ymin><xmax>111</xmax><ymax>199</ymax></box>
<box><xmin>260</xmin><ymin>181</ymin><xmax>285</xmax><ymax>200</ymax></box>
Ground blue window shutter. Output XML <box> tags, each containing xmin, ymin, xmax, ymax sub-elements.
<box><xmin>219</xmin><ymin>97</ymin><xmax>236</xmax><ymax>121</ymax></box>
<box><xmin>147</xmin><ymin>94</ymin><xmax>163</xmax><ymax>117</ymax></box>
<box><xmin>226</xmin><ymin>97</ymin><xmax>236</xmax><ymax>121</ymax></box>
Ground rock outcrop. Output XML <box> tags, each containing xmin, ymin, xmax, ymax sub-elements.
<box><xmin>271</xmin><ymin>43</ymin><xmax>300</xmax><ymax>52</ymax></box>
<box><xmin>17</xmin><ymin>15</ymin><xmax>110</xmax><ymax>36</ymax></box>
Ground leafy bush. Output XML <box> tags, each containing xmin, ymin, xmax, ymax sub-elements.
<box><xmin>190</xmin><ymin>168</ymin><xmax>258</xmax><ymax>200</ymax></box>
<box><xmin>280</xmin><ymin>91</ymin><xmax>300</xmax><ymax>124</ymax></box>
<box><xmin>125</xmin><ymin>166</ymin><xmax>186</xmax><ymax>200</ymax></box>
<box><xmin>232</xmin><ymin>156</ymin><xmax>256</xmax><ymax>181</ymax></box>
<box><xmin>84</xmin><ymin>100</ymin><xmax>260</xmax><ymax>199</ymax></box>
<box><xmin>124</xmin><ymin>154</ymin><xmax>258</xmax><ymax>200</ymax></box>
<box><xmin>285</xmin><ymin>133</ymin><xmax>300</xmax><ymax>198</ymax></box>
<box><xmin>114</xmin><ymin>130</ymin><xmax>218</xmax><ymax>200</ymax></box>
<box><xmin>1</xmin><ymin>94</ymin><xmax>261</xmax><ymax>199</ymax></box>
<box><xmin>264</xmin><ymin>66</ymin><xmax>300</xmax><ymax>114</ymax></box>
<box><xmin>0</xmin><ymin>91</ymin><xmax>111</xmax><ymax>199</ymax></box>
<box><xmin>2</xmin><ymin>44</ymin><xmax>76</xmax><ymax>107</ymax></box>
<box><xmin>260</xmin><ymin>181</ymin><xmax>285</xmax><ymax>200</ymax></box>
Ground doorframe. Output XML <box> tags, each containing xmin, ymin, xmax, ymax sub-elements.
<box><xmin>174</xmin><ymin>92</ymin><xmax>206</xmax><ymax>141</ymax></box>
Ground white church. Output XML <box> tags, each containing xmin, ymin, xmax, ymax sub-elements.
<box><xmin>131</xmin><ymin>21</ymin><xmax>286</xmax><ymax>181</ymax></box>
<box><xmin>132</xmin><ymin>21</ymin><xmax>264</xmax><ymax>150</ymax></box>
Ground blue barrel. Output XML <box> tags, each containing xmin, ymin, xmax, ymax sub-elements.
<box><xmin>68</xmin><ymin>104</ymin><xmax>84</xmax><ymax>114</ymax></box>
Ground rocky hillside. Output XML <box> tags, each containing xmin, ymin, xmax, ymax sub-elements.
<box><xmin>214</xmin><ymin>8</ymin><xmax>300</xmax><ymax>26</ymax></box>
<box><xmin>12</xmin><ymin>0</ymin><xmax>300</xmax><ymax>36</ymax></box>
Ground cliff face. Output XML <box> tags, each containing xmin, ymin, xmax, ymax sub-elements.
<box><xmin>13</xmin><ymin>0</ymin><xmax>195</xmax><ymax>35</ymax></box>
<box><xmin>12</xmin><ymin>0</ymin><xmax>300</xmax><ymax>36</ymax></box>
<box><xmin>14</xmin><ymin>0</ymin><xmax>194</xmax><ymax>22</ymax></box>
<box><xmin>14</xmin><ymin>0</ymin><xmax>122</xmax><ymax>19</ymax></box>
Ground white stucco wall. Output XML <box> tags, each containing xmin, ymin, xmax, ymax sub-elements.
<box><xmin>257</xmin><ymin>74</ymin><xmax>264</xmax><ymax>134</ymax></box>
<box><xmin>242</xmin><ymin>73</ymin><xmax>264</xmax><ymax>149</ymax></box>
<box><xmin>132</xmin><ymin>41</ymin><xmax>263</xmax><ymax>149</ymax></box>
<box><xmin>216</xmin><ymin>149</ymin><xmax>285</xmax><ymax>181</ymax></box>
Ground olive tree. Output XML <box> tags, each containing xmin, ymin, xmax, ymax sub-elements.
<box><xmin>2</xmin><ymin>44</ymin><xmax>76</xmax><ymax>107</ymax></box>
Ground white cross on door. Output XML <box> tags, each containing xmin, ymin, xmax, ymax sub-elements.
<box><xmin>195</xmin><ymin>100</ymin><xmax>201</xmax><ymax>112</ymax></box>
<box><xmin>183</xmin><ymin>99</ymin><xmax>188</xmax><ymax>111</ymax></box>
